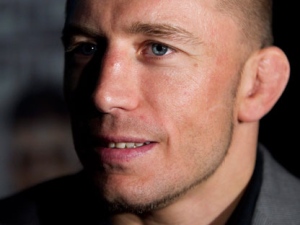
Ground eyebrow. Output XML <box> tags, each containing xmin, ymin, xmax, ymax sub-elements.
<box><xmin>62</xmin><ymin>24</ymin><xmax>105</xmax><ymax>41</ymax></box>
<box><xmin>62</xmin><ymin>22</ymin><xmax>201</xmax><ymax>45</ymax></box>
<box><xmin>127</xmin><ymin>22</ymin><xmax>201</xmax><ymax>45</ymax></box>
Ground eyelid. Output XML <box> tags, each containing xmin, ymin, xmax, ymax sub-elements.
<box><xmin>64</xmin><ymin>35</ymin><xmax>98</xmax><ymax>51</ymax></box>
<box><xmin>141</xmin><ymin>41</ymin><xmax>177</xmax><ymax>57</ymax></box>
<box><xmin>65</xmin><ymin>41</ymin><xmax>91</xmax><ymax>52</ymax></box>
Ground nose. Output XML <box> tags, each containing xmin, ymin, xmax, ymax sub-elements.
<box><xmin>93</xmin><ymin>48</ymin><xmax>140</xmax><ymax>113</ymax></box>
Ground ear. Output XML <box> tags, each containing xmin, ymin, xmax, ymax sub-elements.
<box><xmin>237</xmin><ymin>47</ymin><xmax>290</xmax><ymax>122</ymax></box>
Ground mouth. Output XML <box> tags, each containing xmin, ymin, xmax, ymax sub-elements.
<box><xmin>91</xmin><ymin>137</ymin><xmax>156</xmax><ymax>163</ymax></box>
<box><xmin>107</xmin><ymin>141</ymin><xmax>151</xmax><ymax>149</ymax></box>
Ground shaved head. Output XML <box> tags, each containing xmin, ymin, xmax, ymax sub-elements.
<box><xmin>215</xmin><ymin>0</ymin><xmax>273</xmax><ymax>49</ymax></box>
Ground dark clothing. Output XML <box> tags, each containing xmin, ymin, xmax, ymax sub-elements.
<box><xmin>226</xmin><ymin>149</ymin><xmax>263</xmax><ymax>225</ymax></box>
<box><xmin>0</xmin><ymin>171</ymin><xmax>109</xmax><ymax>225</ymax></box>
<box><xmin>0</xmin><ymin>144</ymin><xmax>300</xmax><ymax>225</ymax></box>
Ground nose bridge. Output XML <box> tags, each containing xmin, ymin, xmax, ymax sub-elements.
<box><xmin>93</xmin><ymin>45</ymin><xmax>139</xmax><ymax>113</ymax></box>
<box><xmin>103</xmin><ymin>50</ymin><xmax>124</xmax><ymax>79</ymax></box>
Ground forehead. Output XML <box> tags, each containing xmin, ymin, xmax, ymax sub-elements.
<box><xmin>66</xmin><ymin>0</ymin><xmax>236</xmax><ymax>36</ymax></box>
<box><xmin>68</xmin><ymin>0</ymin><xmax>211</xmax><ymax>18</ymax></box>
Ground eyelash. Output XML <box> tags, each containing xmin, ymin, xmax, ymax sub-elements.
<box><xmin>66</xmin><ymin>41</ymin><xmax>176</xmax><ymax>61</ymax></box>
<box><xmin>141</xmin><ymin>41</ymin><xmax>175</xmax><ymax>58</ymax></box>
<box><xmin>66</xmin><ymin>42</ymin><xmax>98</xmax><ymax>56</ymax></box>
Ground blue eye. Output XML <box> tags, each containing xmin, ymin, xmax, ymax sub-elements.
<box><xmin>151</xmin><ymin>43</ymin><xmax>169</xmax><ymax>56</ymax></box>
<box><xmin>76</xmin><ymin>43</ymin><xmax>98</xmax><ymax>56</ymax></box>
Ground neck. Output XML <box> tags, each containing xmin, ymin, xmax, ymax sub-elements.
<box><xmin>110</xmin><ymin>122</ymin><xmax>258</xmax><ymax>225</ymax></box>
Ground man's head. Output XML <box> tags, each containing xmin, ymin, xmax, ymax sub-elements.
<box><xmin>62</xmin><ymin>0</ymin><xmax>289</xmax><ymax>215</ymax></box>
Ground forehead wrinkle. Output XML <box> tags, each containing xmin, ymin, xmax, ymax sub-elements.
<box><xmin>127</xmin><ymin>22</ymin><xmax>202</xmax><ymax>45</ymax></box>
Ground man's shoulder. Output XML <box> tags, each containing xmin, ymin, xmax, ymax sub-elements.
<box><xmin>259</xmin><ymin>144</ymin><xmax>300</xmax><ymax>201</ymax></box>
<box><xmin>253</xmin><ymin>145</ymin><xmax>300</xmax><ymax>224</ymax></box>
<box><xmin>0</xmin><ymin>171</ymin><xmax>93</xmax><ymax>224</ymax></box>
<box><xmin>0</xmin><ymin>170</ymin><xmax>83</xmax><ymax>202</ymax></box>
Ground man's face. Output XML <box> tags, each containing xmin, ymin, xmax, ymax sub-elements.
<box><xmin>64</xmin><ymin>0</ymin><xmax>244</xmax><ymax>212</ymax></box>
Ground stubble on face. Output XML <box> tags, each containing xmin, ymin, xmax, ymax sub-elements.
<box><xmin>102</xmin><ymin>69</ymin><xmax>242</xmax><ymax>215</ymax></box>
<box><xmin>102</xmin><ymin>118</ymin><xmax>236</xmax><ymax>215</ymax></box>
<box><xmin>65</xmin><ymin>0</ymin><xmax>245</xmax><ymax>215</ymax></box>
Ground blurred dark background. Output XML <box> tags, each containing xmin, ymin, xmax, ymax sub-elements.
<box><xmin>0</xmin><ymin>0</ymin><xmax>82</xmax><ymax>198</ymax></box>
<box><xmin>259</xmin><ymin>0</ymin><xmax>300</xmax><ymax>177</ymax></box>
<box><xmin>0</xmin><ymin>0</ymin><xmax>298</xmax><ymax>198</ymax></box>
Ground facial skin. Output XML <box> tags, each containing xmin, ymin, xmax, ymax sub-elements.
<box><xmin>64</xmin><ymin>0</ymin><xmax>246</xmax><ymax>210</ymax></box>
<box><xmin>62</xmin><ymin>0</ymin><xmax>289</xmax><ymax>223</ymax></box>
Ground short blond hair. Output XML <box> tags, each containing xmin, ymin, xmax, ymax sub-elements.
<box><xmin>215</xmin><ymin>0</ymin><xmax>273</xmax><ymax>49</ymax></box>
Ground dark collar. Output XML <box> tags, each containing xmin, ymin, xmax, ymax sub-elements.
<box><xmin>225</xmin><ymin>148</ymin><xmax>263</xmax><ymax>225</ymax></box>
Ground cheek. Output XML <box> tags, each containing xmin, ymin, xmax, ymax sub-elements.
<box><xmin>149</xmin><ymin>70</ymin><xmax>228</xmax><ymax>125</ymax></box>
<box><xmin>63</xmin><ymin>59</ymin><xmax>82</xmax><ymax>96</ymax></box>
<box><xmin>146</xmin><ymin>65</ymin><xmax>237</xmax><ymax>147</ymax></box>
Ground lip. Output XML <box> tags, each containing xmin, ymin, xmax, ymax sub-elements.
<box><xmin>93</xmin><ymin>137</ymin><xmax>156</xmax><ymax>163</ymax></box>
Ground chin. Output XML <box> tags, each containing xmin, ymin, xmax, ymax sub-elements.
<box><xmin>90</xmin><ymin>176</ymin><xmax>168</xmax><ymax>214</ymax></box>
<box><xmin>97</xmin><ymin>176</ymin><xmax>201</xmax><ymax>215</ymax></box>
<box><xmin>105</xmin><ymin>194</ymin><xmax>174</xmax><ymax>214</ymax></box>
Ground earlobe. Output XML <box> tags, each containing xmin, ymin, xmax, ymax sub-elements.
<box><xmin>238</xmin><ymin>47</ymin><xmax>290</xmax><ymax>122</ymax></box>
